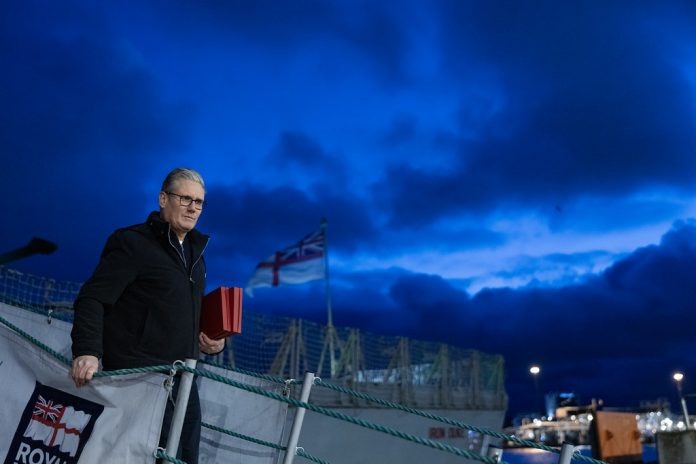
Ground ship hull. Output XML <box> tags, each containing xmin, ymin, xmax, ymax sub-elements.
<box><xmin>284</xmin><ymin>407</ymin><xmax>506</xmax><ymax>463</ymax></box>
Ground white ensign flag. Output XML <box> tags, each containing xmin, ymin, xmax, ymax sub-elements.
<box><xmin>245</xmin><ymin>222</ymin><xmax>326</xmax><ymax>296</ymax></box>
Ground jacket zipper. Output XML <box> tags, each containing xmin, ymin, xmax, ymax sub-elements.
<box><xmin>190</xmin><ymin>237</ymin><xmax>210</xmax><ymax>283</ymax></box>
<box><xmin>190</xmin><ymin>237</ymin><xmax>210</xmax><ymax>356</ymax></box>
<box><xmin>167</xmin><ymin>225</ymin><xmax>210</xmax><ymax>356</ymax></box>
<box><xmin>166</xmin><ymin>225</ymin><xmax>187</xmax><ymax>269</ymax></box>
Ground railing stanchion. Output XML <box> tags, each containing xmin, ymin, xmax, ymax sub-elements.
<box><xmin>165</xmin><ymin>358</ymin><xmax>197</xmax><ymax>458</ymax></box>
<box><xmin>558</xmin><ymin>442</ymin><xmax>574</xmax><ymax>464</ymax></box>
<box><xmin>486</xmin><ymin>445</ymin><xmax>502</xmax><ymax>463</ymax></box>
<box><xmin>480</xmin><ymin>434</ymin><xmax>491</xmax><ymax>456</ymax></box>
<box><xmin>282</xmin><ymin>371</ymin><xmax>315</xmax><ymax>464</ymax></box>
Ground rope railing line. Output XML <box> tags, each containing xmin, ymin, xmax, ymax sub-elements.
<box><xmin>201</xmin><ymin>422</ymin><xmax>286</xmax><ymax>451</ymax></box>
<box><xmin>178</xmin><ymin>365</ymin><xmax>502</xmax><ymax>464</ymax></box>
<box><xmin>0</xmin><ymin>299</ymin><xmax>74</xmax><ymax>323</ymax></box>
<box><xmin>155</xmin><ymin>449</ymin><xmax>188</xmax><ymax>464</ymax></box>
<box><xmin>201</xmin><ymin>422</ymin><xmax>332</xmax><ymax>464</ymax></box>
<box><xmin>296</xmin><ymin>447</ymin><xmax>333</xmax><ymax>464</ymax></box>
<box><xmin>199</xmin><ymin>358</ymin><xmax>297</xmax><ymax>385</ymax></box>
<box><xmin>0</xmin><ymin>314</ymin><xmax>173</xmax><ymax>377</ymax></box>
<box><xmin>313</xmin><ymin>378</ymin><xmax>596</xmax><ymax>460</ymax></box>
<box><xmin>0</xmin><ymin>314</ymin><xmax>176</xmax><ymax>380</ymax></box>
<box><xmin>93</xmin><ymin>365</ymin><xmax>172</xmax><ymax>377</ymax></box>
<box><xmin>0</xmin><ymin>314</ymin><xmax>72</xmax><ymax>365</ymax></box>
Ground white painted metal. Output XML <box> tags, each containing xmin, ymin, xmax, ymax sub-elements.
<box><xmin>283</xmin><ymin>407</ymin><xmax>505</xmax><ymax>464</ymax></box>
<box><xmin>282</xmin><ymin>371</ymin><xmax>316</xmax><ymax>464</ymax></box>
<box><xmin>165</xmin><ymin>358</ymin><xmax>198</xmax><ymax>457</ymax></box>
<box><xmin>558</xmin><ymin>443</ymin><xmax>574</xmax><ymax>464</ymax></box>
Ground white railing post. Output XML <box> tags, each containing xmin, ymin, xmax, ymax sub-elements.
<box><xmin>558</xmin><ymin>442</ymin><xmax>574</xmax><ymax>464</ymax></box>
<box><xmin>486</xmin><ymin>445</ymin><xmax>502</xmax><ymax>463</ymax></box>
<box><xmin>282</xmin><ymin>372</ymin><xmax>315</xmax><ymax>464</ymax></box>
<box><xmin>165</xmin><ymin>358</ymin><xmax>197</xmax><ymax>457</ymax></box>
<box><xmin>680</xmin><ymin>396</ymin><xmax>692</xmax><ymax>429</ymax></box>
<box><xmin>480</xmin><ymin>434</ymin><xmax>491</xmax><ymax>456</ymax></box>
<box><xmin>481</xmin><ymin>435</ymin><xmax>503</xmax><ymax>462</ymax></box>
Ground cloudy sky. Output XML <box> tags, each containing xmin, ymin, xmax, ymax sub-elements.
<box><xmin>3</xmin><ymin>0</ymin><xmax>696</xmax><ymax>417</ymax></box>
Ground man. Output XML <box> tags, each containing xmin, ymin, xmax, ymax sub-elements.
<box><xmin>71</xmin><ymin>167</ymin><xmax>223</xmax><ymax>463</ymax></box>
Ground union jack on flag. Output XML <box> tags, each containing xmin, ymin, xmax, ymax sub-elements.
<box><xmin>245</xmin><ymin>220</ymin><xmax>327</xmax><ymax>295</ymax></box>
<box><xmin>269</xmin><ymin>226</ymin><xmax>324</xmax><ymax>269</ymax></box>
<box><xmin>33</xmin><ymin>395</ymin><xmax>63</xmax><ymax>423</ymax></box>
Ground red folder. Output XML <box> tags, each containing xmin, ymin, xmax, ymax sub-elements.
<box><xmin>200</xmin><ymin>286</ymin><xmax>243</xmax><ymax>340</ymax></box>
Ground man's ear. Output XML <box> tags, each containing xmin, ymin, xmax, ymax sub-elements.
<box><xmin>159</xmin><ymin>191</ymin><xmax>168</xmax><ymax>209</ymax></box>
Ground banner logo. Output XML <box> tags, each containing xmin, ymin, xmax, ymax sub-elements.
<box><xmin>4</xmin><ymin>382</ymin><xmax>104</xmax><ymax>464</ymax></box>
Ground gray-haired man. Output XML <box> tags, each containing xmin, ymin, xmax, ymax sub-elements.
<box><xmin>71</xmin><ymin>167</ymin><xmax>223</xmax><ymax>463</ymax></box>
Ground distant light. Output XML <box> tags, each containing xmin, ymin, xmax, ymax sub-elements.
<box><xmin>530</xmin><ymin>365</ymin><xmax>541</xmax><ymax>375</ymax></box>
<box><xmin>673</xmin><ymin>372</ymin><xmax>684</xmax><ymax>382</ymax></box>
<box><xmin>587</xmin><ymin>414</ymin><xmax>593</xmax><ymax>421</ymax></box>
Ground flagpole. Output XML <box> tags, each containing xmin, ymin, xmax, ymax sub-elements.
<box><xmin>321</xmin><ymin>218</ymin><xmax>337</xmax><ymax>377</ymax></box>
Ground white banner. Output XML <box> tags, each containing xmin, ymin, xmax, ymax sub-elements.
<box><xmin>0</xmin><ymin>303</ymin><xmax>290</xmax><ymax>464</ymax></box>
<box><xmin>0</xmin><ymin>305</ymin><xmax>168</xmax><ymax>464</ymax></box>
<box><xmin>0</xmin><ymin>303</ymin><xmax>72</xmax><ymax>357</ymax></box>
<box><xmin>198</xmin><ymin>363</ymin><xmax>289</xmax><ymax>464</ymax></box>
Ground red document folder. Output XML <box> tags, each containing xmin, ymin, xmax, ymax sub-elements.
<box><xmin>200</xmin><ymin>286</ymin><xmax>243</xmax><ymax>340</ymax></box>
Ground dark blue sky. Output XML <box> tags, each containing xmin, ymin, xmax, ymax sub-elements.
<box><xmin>2</xmin><ymin>1</ymin><xmax>696</xmax><ymax>417</ymax></box>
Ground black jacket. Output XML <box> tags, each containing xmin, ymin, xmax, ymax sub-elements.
<box><xmin>71</xmin><ymin>212</ymin><xmax>210</xmax><ymax>369</ymax></box>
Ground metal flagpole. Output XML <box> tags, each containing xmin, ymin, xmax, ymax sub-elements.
<box><xmin>321</xmin><ymin>218</ymin><xmax>337</xmax><ymax>377</ymax></box>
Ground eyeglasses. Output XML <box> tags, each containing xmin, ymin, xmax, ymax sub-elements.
<box><xmin>165</xmin><ymin>191</ymin><xmax>206</xmax><ymax>210</ymax></box>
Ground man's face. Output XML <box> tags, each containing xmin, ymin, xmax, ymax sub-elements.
<box><xmin>159</xmin><ymin>179</ymin><xmax>205</xmax><ymax>239</ymax></box>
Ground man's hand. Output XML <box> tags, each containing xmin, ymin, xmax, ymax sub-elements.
<box><xmin>71</xmin><ymin>355</ymin><xmax>99</xmax><ymax>387</ymax></box>
<box><xmin>199</xmin><ymin>332</ymin><xmax>225</xmax><ymax>354</ymax></box>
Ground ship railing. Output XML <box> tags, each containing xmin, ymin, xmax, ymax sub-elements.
<box><xmin>0</xmin><ymin>307</ymin><xmax>612</xmax><ymax>464</ymax></box>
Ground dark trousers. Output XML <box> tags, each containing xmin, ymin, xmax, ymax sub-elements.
<box><xmin>159</xmin><ymin>377</ymin><xmax>201</xmax><ymax>464</ymax></box>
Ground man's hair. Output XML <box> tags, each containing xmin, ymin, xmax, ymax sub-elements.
<box><xmin>161</xmin><ymin>168</ymin><xmax>206</xmax><ymax>193</ymax></box>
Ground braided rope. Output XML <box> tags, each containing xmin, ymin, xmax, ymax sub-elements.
<box><xmin>154</xmin><ymin>449</ymin><xmax>187</xmax><ymax>464</ymax></box>
<box><xmin>201</xmin><ymin>422</ymin><xmax>333</xmax><ymax>464</ymax></box>
<box><xmin>313</xmin><ymin>380</ymin><xmax>538</xmax><ymax>446</ymax></box>
<box><xmin>93</xmin><ymin>365</ymin><xmax>171</xmax><ymax>377</ymax></box>
<box><xmin>296</xmin><ymin>447</ymin><xmax>333</xmax><ymax>464</ymax></box>
<box><xmin>199</xmin><ymin>358</ymin><xmax>296</xmax><ymax>385</ymax></box>
<box><xmin>0</xmin><ymin>314</ymin><xmax>72</xmax><ymax>365</ymax></box>
<box><xmin>0</xmin><ymin>315</ymin><xmax>171</xmax><ymax>376</ymax></box>
<box><xmin>202</xmin><ymin>422</ymin><xmax>286</xmax><ymax>450</ymax></box>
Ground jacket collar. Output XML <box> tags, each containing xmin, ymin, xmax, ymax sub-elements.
<box><xmin>146</xmin><ymin>211</ymin><xmax>209</xmax><ymax>255</ymax></box>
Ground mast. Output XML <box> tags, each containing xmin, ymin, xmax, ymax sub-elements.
<box><xmin>321</xmin><ymin>218</ymin><xmax>337</xmax><ymax>377</ymax></box>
